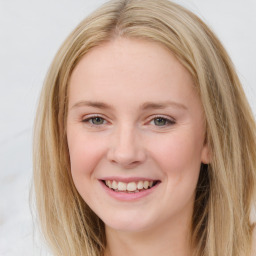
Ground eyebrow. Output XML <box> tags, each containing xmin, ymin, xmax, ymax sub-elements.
<box><xmin>70</xmin><ymin>100</ymin><xmax>187</xmax><ymax>111</ymax></box>
<box><xmin>141</xmin><ymin>101</ymin><xmax>187</xmax><ymax>110</ymax></box>
<box><xmin>71</xmin><ymin>100</ymin><xmax>113</xmax><ymax>110</ymax></box>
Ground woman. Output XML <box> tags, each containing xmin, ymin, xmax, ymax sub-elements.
<box><xmin>33</xmin><ymin>0</ymin><xmax>256</xmax><ymax>255</ymax></box>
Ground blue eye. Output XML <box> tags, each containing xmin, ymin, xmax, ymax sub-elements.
<box><xmin>151</xmin><ymin>116</ymin><xmax>175</xmax><ymax>127</ymax></box>
<box><xmin>154</xmin><ymin>117</ymin><xmax>168</xmax><ymax>126</ymax></box>
<box><xmin>90</xmin><ymin>117</ymin><xmax>105</xmax><ymax>125</ymax></box>
<box><xmin>82</xmin><ymin>116</ymin><xmax>106</xmax><ymax>125</ymax></box>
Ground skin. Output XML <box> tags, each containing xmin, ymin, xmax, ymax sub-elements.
<box><xmin>67</xmin><ymin>37</ymin><xmax>210</xmax><ymax>256</ymax></box>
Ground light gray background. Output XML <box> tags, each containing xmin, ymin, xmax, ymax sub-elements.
<box><xmin>0</xmin><ymin>0</ymin><xmax>255</xmax><ymax>255</ymax></box>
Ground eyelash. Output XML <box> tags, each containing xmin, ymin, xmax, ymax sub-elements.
<box><xmin>81</xmin><ymin>115</ymin><xmax>176</xmax><ymax>127</ymax></box>
<box><xmin>82</xmin><ymin>115</ymin><xmax>107</xmax><ymax>126</ymax></box>
<box><xmin>149</xmin><ymin>115</ymin><xmax>176</xmax><ymax>127</ymax></box>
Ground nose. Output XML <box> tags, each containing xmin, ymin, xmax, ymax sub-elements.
<box><xmin>107</xmin><ymin>125</ymin><xmax>146</xmax><ymax>168</ymax></box>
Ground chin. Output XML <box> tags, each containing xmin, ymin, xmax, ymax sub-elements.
<box><xmin>105</xmin><ymin>221</ymin><xmax>150</xmax><ymax>233</ymax></box>
<box><xmin>100</xmin><ymin>211</ymin><xmax>157</xmax><ymax>233</ymax></box>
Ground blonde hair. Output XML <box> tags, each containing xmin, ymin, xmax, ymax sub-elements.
<box><xmin>33</xmin><ymin>0</ymin><xmax>256</xmax><ymax>255</ymax></box>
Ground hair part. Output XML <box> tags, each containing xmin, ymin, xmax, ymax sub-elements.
<box><xmin>33</xmin><ymin>0</ymin><xmax>256</xmax><ymax>255</ymax></box>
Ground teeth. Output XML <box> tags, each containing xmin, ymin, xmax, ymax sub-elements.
<box><xmin>105</xmin><ymin>180</ymin><xmax>156</xmax><ymax>192</ymax></box>
<box><xmin>106</xmin><ymin>180</ymin><xmax>112</xmax><ymax>188</ymax></box>
<box><xmin>137</xmin><ymin>181</ymin><xmax>144</xmax><ymax>190</ymax></box>
<box><xmin>127</xmin><ymin>182</ymin><xmax>137</xmax><ymax>192</ymax></box>
<box><xmin>117</xmin><ymin>182</ymin><xmax>126</xmax><ymax>191</ymax></box>
<box><xmin>143</xmin><ymin>181</ymin><xmax>149</xmax><ymax>189</ymax></box>
<box><xmin>112</xmin><ymin>180</ymin><xmax>118</xmax><ymax>189</ymax></box>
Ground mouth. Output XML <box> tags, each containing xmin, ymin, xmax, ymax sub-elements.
<box><xmin>102</xmin><ymin>179</ymin><xmax>160</xmax><ymax>193</ymax></box>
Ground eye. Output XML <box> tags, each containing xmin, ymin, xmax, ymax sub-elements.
<box><xmin>90</xmin><ymin>117</ymin><xmax>105</xmax><ymax>125</ymax></box>
<box><xmin>150</xmin><ymin>116</ymin><xmax>175</xmax><ymax>127</ymax></box>
<box><xmin>153</xmin><ymin>117</ymin><xmax>167</xmax><ymax>126</ymax></box>
<box><xmin>82</xmin><ymin>116</ymin><xmax>107</xmax><ymax>126</ymax></box>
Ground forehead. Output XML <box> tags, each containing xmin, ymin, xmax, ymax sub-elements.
<box><xmin>68</xmin><ymin>37</ymin><xmax>199</xmax><ymax>110</ymax></box>
<box><xmin>70</xmin><ymin>37</ymin><xmax>192</xmax><ymax>84</ymax></box>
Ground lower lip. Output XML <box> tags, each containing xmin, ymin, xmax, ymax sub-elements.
<box><xmin>99</xmin><ymin>181</ymin><xmax>160</xmax><ymax>201</ymax></box>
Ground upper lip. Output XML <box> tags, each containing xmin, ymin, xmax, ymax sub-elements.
<box><xmin>100</xmin><ymin>176</ymin><xmax>159</xmax><ymax>182</ymax></box>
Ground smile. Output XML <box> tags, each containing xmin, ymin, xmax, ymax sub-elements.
<box><xmin>103</xmin><ymin>180</ymin><xmax>159</xmax><ymax>193</ymax></box>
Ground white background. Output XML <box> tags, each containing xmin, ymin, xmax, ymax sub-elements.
<box><xmin>0</xmin><ymin>0</ymin><xmax>255</xmax><ymax>255</ymax></box>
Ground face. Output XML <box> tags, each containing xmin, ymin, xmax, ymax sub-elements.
<box><xmin>67</xmin><ymin>38</ymin><xmax>210</xmax><ymax>233</ymax></box>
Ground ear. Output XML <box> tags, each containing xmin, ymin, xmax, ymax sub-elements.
<box><xmin>201</xmin><ymin>142</ymin><xmax>211</xmax><ymax>164</ymax></box>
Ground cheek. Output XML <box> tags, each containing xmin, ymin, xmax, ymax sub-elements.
<box><xmin>67</xmin><ymin>130</ymin><xmax>109</xmax><ymax>206</ymax></box>
<box><xmin>67</xmin><ymin>130</ymin><xmax>105</xmax><ymax>180</ymax></box>
<box><xmin>152</xmin><ymin>130</ymin><xmax>204</xmax><ymax>179</ymax></box>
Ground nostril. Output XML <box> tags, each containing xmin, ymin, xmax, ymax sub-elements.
<box><xmin>108</xmin><ymin>151</ymin><xmax>144</xmax><ymax>167</ymax></box>
<box><xmin>110</xmin><ymin>159</ymin><xmax>142</xmax><ymax>169</ymax></box>
<box><xmin>107</xmin><ymin>145</ymin><xmax>147</xmax><ymax>168</ymax></box>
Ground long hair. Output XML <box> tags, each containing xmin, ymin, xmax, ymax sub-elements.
<box><xmin>33</xmin><ymin>0</ymin><xmax>256</xmax><ymax>255</ymax></box>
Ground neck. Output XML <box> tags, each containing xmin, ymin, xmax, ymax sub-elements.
<box><xmin>104</xmin><ymin>213</ymin><xmax>193</xmax><ymax>256</ymax></box>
